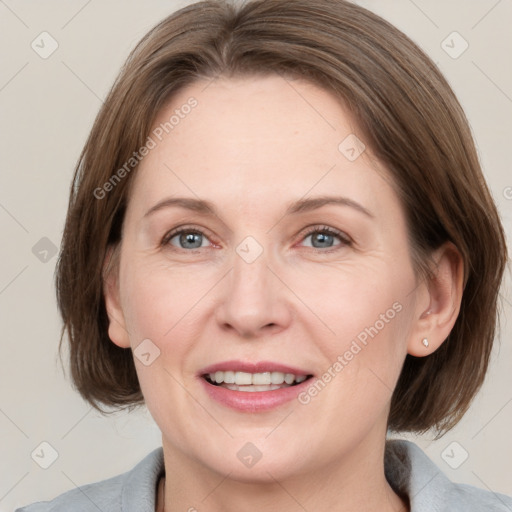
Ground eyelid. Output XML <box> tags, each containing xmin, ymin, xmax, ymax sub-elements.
<box><xmin>297</xmin><ymin>224</ymin><xmax>352</xmax><ymax>243</ymax></box>
<box><xmin>161</xmin><ymin>224</ymin><xmax>219</xmax><ymax>248</ymax></box>
<box><xmin>295</xmin><ymin>225</ymin><xmax>353</xmax><ymax>252</ymax></box>
<box><xmin>162</xmin><ymin>223</ymin><xmax>352</xmax><ymax>253</ymax></box>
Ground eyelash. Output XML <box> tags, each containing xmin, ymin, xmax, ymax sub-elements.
<box><xmin>161</xmin><ymin>224</ymin><xmax>352</xmax><ymax>253</ymax></box>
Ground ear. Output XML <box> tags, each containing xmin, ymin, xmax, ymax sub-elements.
<box><xmin>103</xmin><ymin>244</ymin><xmax>131</xmax><ymax>349</ymax></box>
<box><xmin>407</xmin><ymin>241</ymin><xmax>464</xmax><ymax>356</ymax></box>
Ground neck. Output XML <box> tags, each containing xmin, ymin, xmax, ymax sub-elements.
<box><xmin>158</xmin><ymin>434</ymin><xmax>409</xmax><ymax>512</ymax></box>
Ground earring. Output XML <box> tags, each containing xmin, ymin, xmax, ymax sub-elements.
<box><xmin>422</xmin><ymin>338</ymin><xmax>429</xmax><ymax>348</ymax></box>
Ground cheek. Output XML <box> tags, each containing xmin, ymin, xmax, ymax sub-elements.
<box><xmin>120</xmin><ymin>259</ymin><xmax>218</xmax><ymax>352</ymax></box>
<box><xmin>122</xmin><ymin>272</ymin><xmax>170</xmax><ymax>341</ymax></box>
<box><xmin>298</xmin><ymin>260</ymin><xmax>409</xmax><ymax>336</ymax></box>
<box><xmin>297</xmin><ymin>259</ymin><xmax>414</xmax><ymax>389</ymax></box>
<box><xmin>119</xmin><ymin>261</ymin><xmax>210</xmax><ymax>416</ymax></box>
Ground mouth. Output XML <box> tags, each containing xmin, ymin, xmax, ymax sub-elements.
<box><xmin>197</xmin><ymin>361</ymin><xmax>315</xmax><ymax>411</ymax></box>
<box><xmin>202</xmin><ymin>371</ymin><xmax>312</xmax><ymax>392</ymax></box>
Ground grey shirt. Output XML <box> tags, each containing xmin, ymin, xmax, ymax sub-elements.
<box><xmin>16</xmin><ymin>440</ymin><xmax>512</xmax><ymax>511</ymax></box>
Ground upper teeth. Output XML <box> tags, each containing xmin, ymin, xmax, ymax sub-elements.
<box><xmin>208</xmin><ymin>371</ymin><xmax>307</xmax><ymax>386</ymax></box>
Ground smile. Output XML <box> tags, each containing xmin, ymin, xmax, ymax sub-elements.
<box><xmin>204</xmin><ymin>371</ymin><xmax>309</xmax><ymax>391</ymax></box>
<box><xmin>198</xmin><ymin>361</ymin><xmax>315</xmax><ymax>411</ymax></box>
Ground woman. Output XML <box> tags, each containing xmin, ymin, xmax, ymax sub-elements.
<box><xmin>17</xmin><ymin>0</ymin><xmax>511</xmax><ymax>510</ymax></box>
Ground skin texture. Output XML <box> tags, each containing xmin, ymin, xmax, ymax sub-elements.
<box><xmin>104</xmin><ymin>75</ymin><xmax>464</xmax><ymax>512</ymax></box>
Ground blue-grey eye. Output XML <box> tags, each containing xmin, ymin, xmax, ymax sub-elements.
<box><xmin>168</xmin><ymin>230</ymin><xmax>209</xmax><ymax>249</ymax></box>
<box><xmin>302</xmin><ymin>227</ymin><xmax>346</xmax><ymax>249</ymax></box>
<box><xmin>310</xmin><ymin>232</ymin><xmax>336</xmax><ymax>248</ymax></box>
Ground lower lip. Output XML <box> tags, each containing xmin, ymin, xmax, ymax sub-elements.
<box><xmin>199</xmin><ymin>376</ymin><xmax>313</xmax><ymax>412</ymax></box>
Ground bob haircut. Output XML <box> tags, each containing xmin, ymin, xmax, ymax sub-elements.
<box><xmin>55</xmin><ymin>0</ymin><xmax>508</xmax><ymax>436</ymax></box>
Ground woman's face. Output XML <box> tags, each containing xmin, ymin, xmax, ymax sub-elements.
<box><xmin>107</xmin><ymin>75</ymin><xmax>427</xmax><ymax>481</ymax></box>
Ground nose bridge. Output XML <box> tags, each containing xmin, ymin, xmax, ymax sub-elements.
<box><xmin>215</xmin><ymin>234</ymin><xmax>290</xmax><ymax>336</ymax></box>
<box><xmin>231</xmin><ymin>236</ymin><xmax>273</xmax><ymax>312</ymax></box>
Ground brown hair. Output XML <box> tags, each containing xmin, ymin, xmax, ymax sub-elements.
<box><xmin>55</xmin><ymin>0</ymin><xmax>508</xmax><ymax>436</ymax></box>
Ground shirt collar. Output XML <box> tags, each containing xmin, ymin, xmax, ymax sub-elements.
<box><xmin>120</xmin><ymin>439</ymin><xmax>492</xmax><ymax>512</ymax></box>
<box><xmin>385</xmin><ymin>439</ymin><xmax>449</xmax><ymax>511</ymax></box>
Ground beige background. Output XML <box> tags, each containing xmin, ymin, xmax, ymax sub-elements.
<box><xmin>0</xmin><ymin>0</ymin><xmax>511</xmax><ymax>510</ymax></box>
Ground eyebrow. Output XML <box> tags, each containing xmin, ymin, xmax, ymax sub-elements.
<box><xmin>143</xmin><ymin>195</ymin><xmax>374</xmax><ymax>219</ymax></box>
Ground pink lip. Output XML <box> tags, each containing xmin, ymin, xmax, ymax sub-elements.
<box><xmin>198</xmin><ymin>360</ymin><xmax>312</xmax><ymax>376</ymax></box>
<box><xmin>199</xmin><ymin>375</ymin><xmax>313</xmax><ymax>412</ymax></box>
<box><xmin>197</xmin><ymin>360</ymin><xmax>315</xmax><ymax>413</ymax></box>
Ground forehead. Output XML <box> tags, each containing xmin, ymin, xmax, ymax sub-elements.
<box><xmin>128</xmin><ymin>74</ymin><xmax>397</xmax><ymax>220</ymax></box>
<box><xmin>149</xmin><ymin>74</ymin><xmax>359</xmax><ymax>168</ymax></box>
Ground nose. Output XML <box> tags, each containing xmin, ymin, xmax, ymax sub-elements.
<box><xmin>215</xmin><ymin>244</ymin><xmax>292</xmax><ymax>338</ymax></box>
